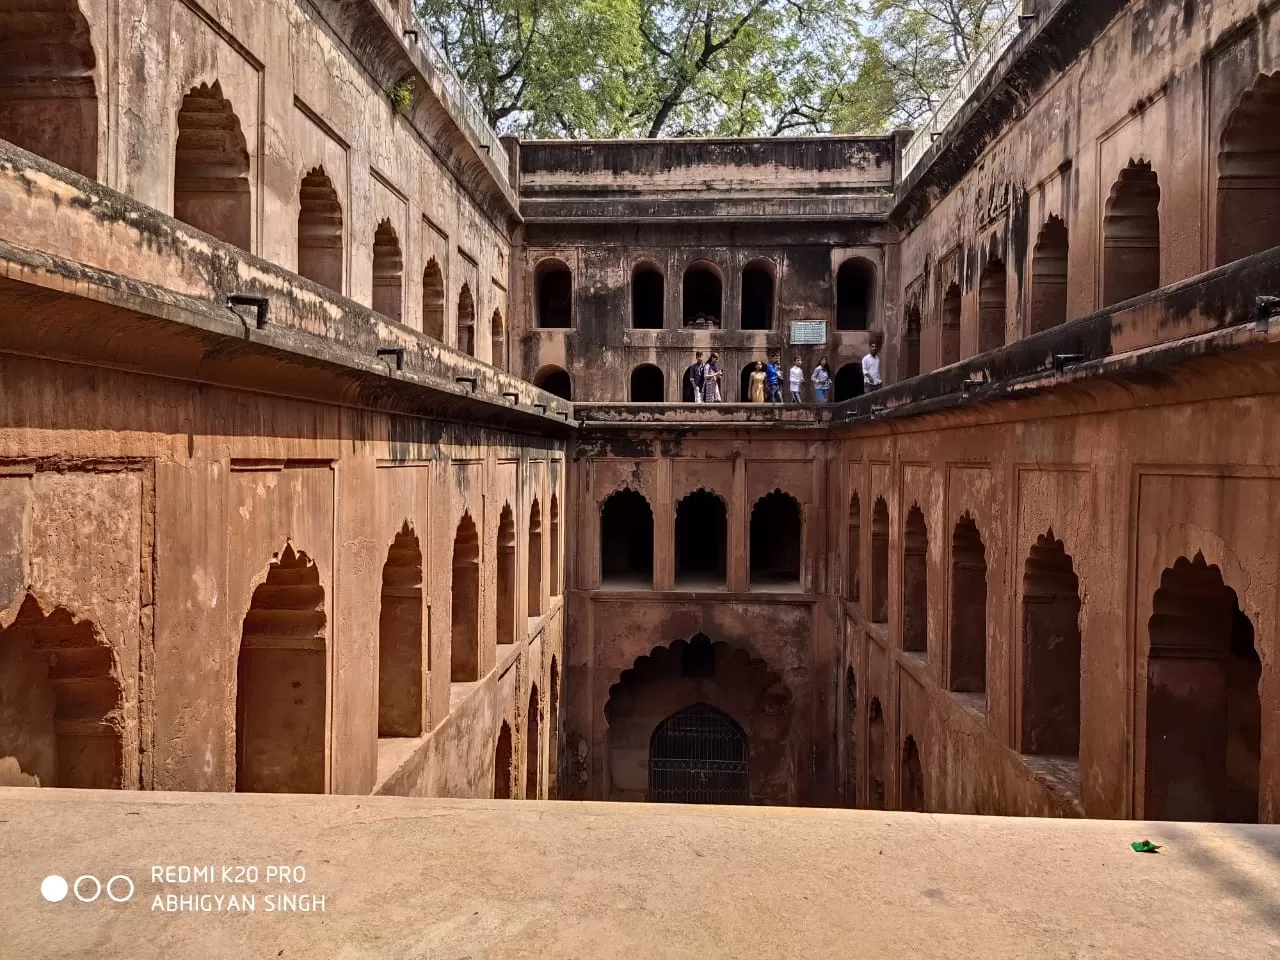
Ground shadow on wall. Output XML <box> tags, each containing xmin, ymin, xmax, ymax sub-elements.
<box><xmin>834</xmin><ymin>363</ymin><xmax>864</xmax><ymax>402</ymax></box>
<box><xmin>535</xmin><ymin>260</ymin><xmax>572</xmax><ymax>328</ymax></box>
<box><xmin>836</xmin><ymin>259</ymin><xmax>874</xmax><ymax>330</ymax></box>
<box><xmin>237</xmin><ymin>544</ymin><xmax>326</xmax><ymax>794</ymax></box>
<box><xmin>0</xmin><ymin>0</ymin><xmax>99</xmax><ymax>179</ymax></box>
<box><xmin>630</xmin><ymin>364</ymin><xmax>664</xmax><ymax>402</ymax></box>
<box><xmin>600</xmin><ymin>488</ymin><xmax>653</xmax><ymax>588</ymax></box>
<box><xmin>0</xmin><ymin>594</ymin><xmax>124</xmax><ymax>789</ymax></box>
<box><xmin>533</xmin><ymin>365</ymin><xmax>572</xmax><ymax>400</ymax></box>
<box><xmin>632</xmin><ymin>263</ymin><xmax>664</xmax><ymax>329</ymax></box>
<box><xmin>749</xmin><ymin>490</ymin><xmax>801</xmax><ymax>589</ymax></box>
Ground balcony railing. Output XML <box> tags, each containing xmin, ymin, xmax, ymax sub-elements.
<box><xmin>405</xmin><ymin>10</ymin><xmax>509</xmax><ymax>176</ymax></box>
<box><xmin>900</xmin><ymin>3</ymin><xmax>1027</xmax><ymax>180</ymax></box>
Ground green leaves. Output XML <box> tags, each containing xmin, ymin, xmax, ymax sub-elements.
<box><xmin>390</xmin><ymin>77</ymin><xmax>416</xmax><ymax>116</ymax></box>
<box><xmin>412</xmin><ymin>0</ymin><xmax>1014</xmax><ymax>137</ymax></box>
<box><xmin>855</xmin><ymin>0</ymin><xmax>1019</xmax><ymax>128</ymax></box>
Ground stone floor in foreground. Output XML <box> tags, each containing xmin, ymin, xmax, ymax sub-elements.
<box><xmin>1</xmin><ymin>788</ymin><xmax>1278</xmax><ymax>959</ymax></box>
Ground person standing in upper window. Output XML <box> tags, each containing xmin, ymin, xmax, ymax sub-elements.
<box><xmin>686</xmin><ymin>351</ymin><xmax>706</xmax><ymax>403</ymax></box>
<box><xmin>812</xmin><ymin>356</ymin><xmax>831</xmax><ymax>403</ymax></box>
<box><xmin>748</xmin><ymin>361</ymin><xmax>767</xmax><ymax>403</ymax></box>
<box><xmin>703</xmin><ymin>352</ymin><xmax>723</xmax><ymax>402</ymax></box>
<box><xmin>862</xmin><ymin>341</ymin><xmax>883</xmax><ymax>391</ymax></box>
<box><xmin>764</xmin><ymin>354</ymin><xmax>783</xmax><ymax>403</ymax></box>
<box><xmin>788</xmin><ymin>354</ymin><xmax>805</xmax><ymax>403</ymax></box>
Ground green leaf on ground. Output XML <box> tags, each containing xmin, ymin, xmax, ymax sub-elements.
<box><xmin>1131</xmin><ymin>840</ymin><xmax>1162</xmax><ymax>853</ymax></box>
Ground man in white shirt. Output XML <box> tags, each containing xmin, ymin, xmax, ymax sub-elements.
<box><xmin>862</xmin><ymin>341</ymin><xmax>883</xmax><ymax>391</ymax></box>
<box><xmin>788</xmin><ymin>354</ymin><xmax>804</xmax><ymax>403</ymax></box>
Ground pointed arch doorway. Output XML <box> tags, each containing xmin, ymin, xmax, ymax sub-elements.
<box><xmin>648</xmin><ymin>702</ymin><xmax>748</xmax><ymax>804</ymax></box>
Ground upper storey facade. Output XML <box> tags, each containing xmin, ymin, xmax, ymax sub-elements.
<box><xmin>0</xmin><ymin>0</ymin><xmax>519</xmax><ymax>366</ymax></box>
<box><xmin>508</xmin><ymin>136</ymin><xmax>904</xmax><ymax>403</ymax></box>
<box><xmin>887</xmin><ymin>0</ymin><xmax>1280</xmax><ymax>380</ymax></box>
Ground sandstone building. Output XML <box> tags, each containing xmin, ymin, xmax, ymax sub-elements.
<box><xmin>0</xmin><ymin>0</ymin><xmax>1276</xmax><ymax>830</ymax></box>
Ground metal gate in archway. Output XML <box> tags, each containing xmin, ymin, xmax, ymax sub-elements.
<box><xmin>648</xmin><ymin>702</ymin><xmax>749</xmax><ymax>804</ymax></box>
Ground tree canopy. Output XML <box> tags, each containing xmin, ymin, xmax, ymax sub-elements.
<box><xmin>414</xmin><ymin>0</ymin><xmax>1020</xmax><ymax>138</ymax></box>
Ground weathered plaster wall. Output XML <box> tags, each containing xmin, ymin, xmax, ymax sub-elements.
<box><xmin>0</xmin><ymin>351</ymin><xmax>565</xmax><ymax>797</ymax></box>
<box><xmin>890</xmin><ymin>0</ymin><xmax>1280</xmax><ymax>381</ymax></box>
<box><xmin>375</xmin><ymin>616</ymin><xmax>562</xmax><ymax>799</ymax></box>
<box><xmin>834</xmin><ymin>339</ymin><xmax>1280</xmax><ymax>821</ymax></box>
<box><xmin>512</xmin><ymin>137</ymin><xmax>901</xmax><ymax>402</ymax></box>
<box><xmin>0</xmin><ymin>134</ymin><xmax>564</xmax><ymax>799</ymax></box>
<box><xmin>518</xmin><ymin>226</ymin><xmax>893</xmax><ymax>403</ymax></box>
<box><xmin>562</xmin><ymin>429</ymin><xmax>840</xmax><ymax>805</ymax></box>
<box><xmin>0</xmin><ymin>0</ymin><xmax>517</xmax><ymax>363</ymax></box>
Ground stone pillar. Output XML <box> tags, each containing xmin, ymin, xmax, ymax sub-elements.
<box><xmin>654</xmin><ymin>458</ymin><xmax>674</xmax><ymax>591</ymax></box>
<box><xmin>728</xmin><ymin>455</ymin><xmax>748</xmax><ymax>592</ymax></box>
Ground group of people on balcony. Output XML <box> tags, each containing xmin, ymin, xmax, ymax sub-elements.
<box><xmin>745</xmin><ymin>355</ymin><xmax>831</xmax><ymax>404</ymax></box>
<box><xmin>684</xmin><ymin>349</ymin><xmax>881</xmax><ymax>404</ymax></box>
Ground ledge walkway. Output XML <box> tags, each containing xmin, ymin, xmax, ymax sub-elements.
<box><xmin>1</xmin><ymin>789</ymin><xmax>1277</xmax><ymax>958</ymax></box>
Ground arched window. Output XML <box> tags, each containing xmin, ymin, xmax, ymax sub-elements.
<box><xmin>846</xmin><ymin>493</ymin><xmax>861</xmax><ymax>602</ymax></box>
<box><xmin>600</xmin><ymin>489</ymin><xmax>653</xmax><ymax>587</ymax></box>
<box><xmin>493</xmin><ymin>720</ymin><xmax>513</xmax><ymax>798</ymax></box>
<box><xmin>871</xmin><ymin>498</ymin><xmax>889</xmax><ymax>623</ymax></box>
<box><xmin>749</xmin><ymin>490</ymin><xmax>801</xmax><ymax>588</ymax></box>
<box><xmin>491</xmin><ymin>308</ymin><xmax>506</xmax><ymax>370</ymax></box>
<box><xmin>0</xmin><ymin>0</ymin><xmax>98</xmax><ymax>178</ymax></box>
<box><xmin>371</xmin><ymin>219</ymin><xmax>403</xmax><ymax>322</ymax></box>
<box><xmin>1029</xmin><ymin>216</ymin><xmax>1069</xmax><ymax>334</ymax></box>
<box><xmin>1217</xmin><ymin>74</ymin><xmax>1280</xmax><ymax>266</ymax></box>
<box><xmin>949</xmin><ymin>515</ymin><xmax>987</xmax><ymax>702</ymax></box>
<box><xmin>675</xmin><ymin>489</ymin><xmax>727</xmax><ymax>587</ymax></box>
<box><xmin>902</xmin><ymin>505</ymin><xmax>929</xmax><ymax>654</ymax></box>
<box><xmin>525</xmin><ymin>684</ymin><xmax>540</xmax><ymax>799</ymax></box>
<box><xmin>535</xmin><ymin>259</ymin><xmax>572</xmax><ymax>328</ymax></box>
<box><xmin>450</xmin><ymin>514</ymin><xmax>480</xmax><ymax>682</ymax></box>
<box><xmin>457</xmin><ymin>283</ymin><xmax>475</xmax><ymax>356</ymax></box>
<box><xmin>298</xmin><ymin>166</ymin><xmax>343</xmax><ymax>293</ymax></box>
<box><xmin>741</xmin><ymin>260</ymin><xmax>775</xmax><ymax>330</ymax></box>
<box><xmin>632</xmin><ymin>263</ymin><xmax>664</xmax><ymax>329</ymax></box>
<box><xmin>378</xmin><ymin>523</ymin><xmax>424</xmax><ymax>737</ymax></box>
<box><xmin>833</xmin><ymin>363</ymin><xmax>864</xmax><ymax>402</ymax></box>
<box><xmin>630</xmin><ymin>364</ymin><xmax>665</xmax><ymax>402</ymax></box>
<box><xmin>422</xmin><ymin>258</ymin><xmax>445</xmax><ymax>339</ymax></box>
<box><xmin>237</xmin><ymin>545</ymin><xmax>326</xmax><ymax>793</ymax></box>
<box><xmin>901</xmin><ymin>736</ymin><xmax>925</xmax><ymax>812</ymax></box>
<box><xmin>496</xmin><ymin>505</ymin><xmax>516</xmax><ymax>646</ymax></box>
<box><xmin>649</xmin><ymin>702</ymin><xmax>748</xmax><ymax>804</ymax></box>
<box><xmin>0</xmin><ymin>595</ymin><xmax>122</xmax><ymax>788</ymax></box>
<box><xmin>682</xmin><ymin>261</ymin><xmax>722</xmax><ymax>327</ymax></box>
<box><xmin>868</xmin><ymin>697</ymin><xmax>886</xmax><ymax>809</ymax></box>
<box><xmin>1103</xmin><ymin>160</ymin><xmax>1161</xmax><ymax>306</ymax></box>
<box><xmin>978</xmin><ymin>257</ymin><xmax>1006</xmax><ymax>354</ymax></box>
<box><xmin>1021</xmin><ymin>531</ymin><xmax>1081</xmax><ymax>757</ymax></box>
<box><xmin>1146</xmin><ymin>553</ymin><xmax>1260</xmax><ymax>822</ymax></box>
<box><xmin>174</xmin><ymin>81</ymin><xmax>250</xmax><ymax>250</ymax></box>
<box><xmin>940</xmin><ymin>282</ymin><xmax>962</xmax><ymax>367</ymax></box>
<box><xmin>533</xmin><ymin>365</ymin><xmax>571</xmax><ymax>400</ymax></box>
<box><xmin>739</xmin><ymin>363</ymin><xmax>757</xmax><ymax>402</ymax></box>
<box><xmin>528</xmin><ymin>498</ymin><xmax>543</xmax><ymax>618</ymax></box>
<box><xmin>549</xmin><ymin>493</ymin><xmax>561</xmax><ymax>596</ymax></box>
<box><xmin>836</xmin><ymin>259</ymin><xmax>875</xmax><ymax>330</ymax></box>
<box><xmin>902</xmin><ymin>305</ymin><xmax>921</xmax><ymax>379</ymax></box>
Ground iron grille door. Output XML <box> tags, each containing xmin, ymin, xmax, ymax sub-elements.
<box><xmin>649</xmin><ymin>703</ymin><xmax>748</xmax><ymax>804</ymax></box>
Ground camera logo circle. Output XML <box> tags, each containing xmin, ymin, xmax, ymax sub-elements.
<box><xmin>41</xmin><ymin>875</ymin><xmax>69</xmax><ymax>903</ymax></box>
<box><xmin>41</xmin><ymin>874</ymin><xmax>134</xmax><ymax>904</ymax></box>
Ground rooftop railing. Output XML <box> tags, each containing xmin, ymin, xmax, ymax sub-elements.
<box><xmin>900</xmin><ymin>3</ymin><xmax>1027</xmax><ymax>180</ymax></box>
<box><xmin>404</xmin><ymin>10</ymin><xmax>509</xmax><ymax>176</ymax></box>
